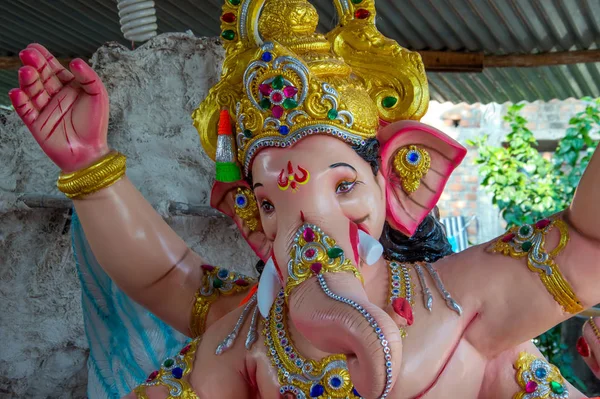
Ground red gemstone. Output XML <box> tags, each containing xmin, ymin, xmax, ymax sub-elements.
<box><xmin>303</xmin><ymin>228</ymin><xmax>315</xmax><ymax>242</ymax></box>
<box><xmin>259</xmin><ymin>83</ymin><xmax>273</xmax><ymax>96</ymax></box>
<box><xmin>179</xmin><ymin>344</ymin><xmax>191</xmax><ymax>355</ymax></box>
<box><xmin>221</xmin><ymin>12</ymin><xmax>236</xmax><ymax>23</ymax></box>
<box><xmin>283</xmin><ymin>86</ymin><xmax>298</xmax><ymax>98</ymax></box>
<box><xmin>146</xmin><ymin>370</ymin><xmax>159</xmax><ymax>382</ymax></box>
<box><xmin>272</xmin><ymin>105</ymin><xmax>284</xmax><ymax>119</ymax></box>
<box><xmin>577</xmin><ymin>336</ymin><xmax>591</xmax><ymax>357</ymax></box>
<box><xmin>272</xmin><ymin>92</ymin><xmax>283</xmax><ymax>102</ymax></box>
<box><xmin>201</xmin><ymin>264</ymin><xmax>215</xmax><ymax>271</ymax></box>
<box><xmin>305</xmin><ymin>248</ymin><xmax>316</xmax><ymax>258</ymax></box>
<box><xmin>235</xmin><ymin>279</ymin><xmax>249</xmax><ymax>286</ymax></box>
<box><xmin>525</xmin><ymin>381</ymin><xmax>538</xmax><ymax>393</ymax></box>
<box><xmin>355</xmin><ymin>8</ymin><xmax>370</xmax><ymax>19</ymax></box>
<box><xmin>501</xmin><ymin>233</ymin><xmax>515</xmax><ymax>243</ymax></box>
<box><xmin>535</xmin><ymin>219</ymin><xmax>551</xmax><ymax>229</ymax></box>
<box><xmin>310</xmin><ymin>262</ymin><xmax>323</xmax><ymax>274</ymax></box>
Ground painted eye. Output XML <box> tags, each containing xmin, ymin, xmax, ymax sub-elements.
<box><xmin>336</xmin><ymin>181</ymin><xmax>356</xmax><ymax>194</ymax></box>
<box><xmin>261</xmin><ymin>200</ymin><xmax>275</xmax><ymax>214</ymax></box>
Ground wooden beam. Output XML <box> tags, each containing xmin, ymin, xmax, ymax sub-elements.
<box><xmin>418</xmin><ymin>51</ymin><xmax>484</xmax><ymax>73</ymax></box>
<box><xmin>484</xmin><ymin>49</ymin><xmax>600</xmax><ymax>68</ymax></box>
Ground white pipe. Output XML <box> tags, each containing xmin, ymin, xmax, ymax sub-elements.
<box><xmin>117</xmin><ymin>0</ymin><xmax>158</xmax><ymax>42</ymax></box>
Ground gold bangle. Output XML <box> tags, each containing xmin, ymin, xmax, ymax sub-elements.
<box><xmin>133</xmin><ymin>385</ymin><xmax>149</xmax><ymax>399</ymax></box>
<box><xmin>285</xmin><ymin>223</ymin><xmax>363</xmax><ymax>300</ymax></box>
<box><xmin>513</xmin><ymin>352</ymin><xmax>568</xmax><ymax>399</ymax></box>
<box><xmin>491</xmin><ymin>218</ymin><xmax>583</xmax><ymax>314</ymax></box>
<box><xmin>57</xmin><ymin>151</ymin><xmax>126</xmax><ymax>199</ymax></box>
<box><xmin>189</xmin><ymin>265</ymin><xmax>257</xmax><ymax>337</ymax></box>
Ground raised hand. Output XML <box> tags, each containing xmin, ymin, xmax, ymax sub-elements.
<box><xmin>9</xmin><ymin>44</ymin><xmax>109</xmax><ymax>173</ymax></box>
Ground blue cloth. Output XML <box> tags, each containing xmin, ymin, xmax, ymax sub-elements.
<box><xmin>71</xmin><ymin>211</ymin><xmax>189</xmax><ymax>398</ymax></box>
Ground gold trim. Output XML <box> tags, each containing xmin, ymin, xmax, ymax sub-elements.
<box><xmin>491</xmin><ymin>218</ymin><xmax>583</xmax><ymax>314</ymax></box>
<box><xmin>134</xmin><ymin>385</ymin><xmax>149</xmax><ymax>399</ymax></box>
<box><xmin>234</xmin><ymin>187</ymin><xmax>260</xmax><ymax>231</ymax></box>
<box><xmin>190</xmin><ymin>290</ymin><xmax>219</xmax><ymax>338</ymax></box>
<box><xmin>513</xmin><ymin>352</ymin><xmax>568</xmax><ymax>399</ymax></box>
<box><xmin>589</xmin><ymin>317</ymin><xmax>600</xmax><ymax>343</ymax></box>
<box><xmin>57</xmin><ymin>151</ymin><xmax>126</xmax><ymax>199</ymax></box>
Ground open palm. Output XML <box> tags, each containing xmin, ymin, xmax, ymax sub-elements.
<box><xmin>9</xmin><ymin>44</ymin><xmax>109</xmax><ymax>173</ymax></box>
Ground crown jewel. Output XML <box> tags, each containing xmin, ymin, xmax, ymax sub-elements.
<box><xmin>193</xmin><ymin>0</ymin><xmax>429</xmax><ymax>177</ymax></box>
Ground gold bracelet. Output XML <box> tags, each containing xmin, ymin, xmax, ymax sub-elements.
<box><xmin>491</xmin><ymin>218</ymin><xmax>583</xmax><ymax>314</ymax></box>
<box><xmin>57</xmin><ymin>151</ymin><xmax>126</xmax><ymax>199</ymax></box>
<box><xmin>513</xmin><ymin>352</ymin><xmax>568</xmax><ymax>399</ymax></box>
<box><xmin>189</xmin><ymin>265</ymin><xmax>256</xmax><ymax>337</ymax></box>
<box><xmin>589</xmin><ymin>317</ymin><xmax>600</xmax><ymax>343</ymax></box>
<box><xmin>285</xmin><ymin>223</ymin><xmax>363</xmax><ymax>299</ymax></box>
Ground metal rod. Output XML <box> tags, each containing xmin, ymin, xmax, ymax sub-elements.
<box><xmin>10</xmin><ymin>193</ymin><xmax>224</xmax><ymax>218</ymax></box>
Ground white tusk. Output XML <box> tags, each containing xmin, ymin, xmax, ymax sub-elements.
<box><xmin>358</xmin><ymin>230</ymin><xmax>384</xmax><ymax>266</ymax></box>
<box><xmin>257</xmin><ymin>258</ymin><xmax>282</xmax><ymax>318</ymax></box>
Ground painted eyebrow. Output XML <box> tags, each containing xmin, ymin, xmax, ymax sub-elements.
<box><xmin>329</xmin><ymin>162</ymin><xmax>357</xmax><ymax>172</ymax></box>
<box><xmin>252</xmin><ymin>183</ymin><xmax>263</xmax><ymax>190</ymax></box>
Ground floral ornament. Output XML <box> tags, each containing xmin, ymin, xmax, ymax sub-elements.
<box><xmin>513</xmin><ymin>352</ymin><xmax>569</xmax><ymax>399</ymax></box>
<box><xmin>135</xmin><ymin>339</ymin><xmax>201</xmax><ymax>398</ymax></box>
<box><xmin>285</xmin><ymin>223</ymin><xmax>363</xmax><ymax>299</ymax></box>
<box><xmin>234</xmin><ymin>187</ymin><xmax>260</xmax><ymax>231</ymax></box>
<box><xmin>491</xmin><ymin>218</ymin><xmax>583</xmax><ymax>314</ymax></box>
<box><xmin>393</xmin><ymin>145</ymin><xmax>431</xmax><ymax>194</ymax></box>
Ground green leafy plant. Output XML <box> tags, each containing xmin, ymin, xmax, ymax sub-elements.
<box><xmin>468</xmin><ymin>97</ymin><xmax>600</xmax><ymax>391</ymax></box>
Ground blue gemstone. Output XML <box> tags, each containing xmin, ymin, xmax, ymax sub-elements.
<box><xmin>218</xmin><ymin>269</ymin><xmax>229</xmax><ymax>278</ymax></box>
<box><xmin>330</xmin><ymin>376</ymin><xmax>342</xmax><ymax>388</ymax></box>
<box><xmin>535</xmin><ymin>367</ymin><xmax>547</xmax><ymax>379</ymax></box>
<box><xmin>310</xmin><ymin>384</ymin><xmax>325</xmax><ymax>397</ymax></box>
<box><xmin>236</xmin><ymin>195</ymin><xmax>246</xmax><ymax>207</ymax></box>
<box><xmin>172</xmin><ymin>367</ymin><xmax>183</xmax><ymax>379</ymax></box>
<box><xmin>279</xmin><ymin>125</ymin><xmax>290</xmax><ymax>135</ymax></box>
<box><xmin>262</xmin><ymin>52</ymin><xmax>273</xmax><ymax>62</ymax></box>
<box><xmin>352</xmin><ymin>387</ymin><xmax>361</xmax><ymax>397</ymax></box>
<box><xmin>407</xmin><ymin>151</ymin><xmax>420</xmax><ymax>164</ymax></box>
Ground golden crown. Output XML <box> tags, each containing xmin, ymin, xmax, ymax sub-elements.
<box><xmin>192</xmin><ymin>0</ymin><xmax>429</xmax><ymax>177</ymax></box>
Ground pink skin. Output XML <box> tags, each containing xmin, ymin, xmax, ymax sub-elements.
<box><xmin>9</xmin><ymin>44</ymin><xmax>109</xmax><ymax>173</ymax></box>
<box><xmin>581</xmin><ymin>317</ymin><xmax>600</xmax><ymax>378</ymax></box>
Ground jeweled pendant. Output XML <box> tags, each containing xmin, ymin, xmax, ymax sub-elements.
<box><xmin>272</xmin><ymin>75</ymin><xmax>285</xmax><ymax>90</ymax></box>
<box><xmin>283</xmin><ymin>98</ymin><xmax>298</xmax><ymax>110</ymax></box>
<box><xmin>303</xmin><ymin>227</ymin><xmax>315</xmax><ymax>242</ymax></box>
<box><xmin>310</xmin><ymin>263</ymin><xmax>323</xmax><ymax>274</ymax></box>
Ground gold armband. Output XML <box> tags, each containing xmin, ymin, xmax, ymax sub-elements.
<box><xmin>189</xmin><ymin>265</ymin><xmax>257</xmax><ymax>337</ymax></box>
<box><xmin>57</xmin><ymin>151</ymin><xmax>126</xmax><ymax>199</ymax></box>
<box><xmin>513</xmin><ymin>352</ymin><xmax>568</xmax><ymax>399</ymax></box>
<box><xmin>491</xmin><ymin>218</ymin><xmax>583</xmax><ymax>314</ymax></box>
<box><xmin>135</xmin><ymin>338</ymin><xmax>201</xmax><ymax>399</ymax></box>
<box><xmin>285</xmin><ymin>224</ymin><xmax>363</xmax><ymax>299</ymax></box>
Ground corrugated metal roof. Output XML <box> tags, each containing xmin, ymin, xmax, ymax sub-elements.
<box><xmin>1</xmin><ymin>0</ymin><xmax>600</xmax><ymax>106</ymax></box>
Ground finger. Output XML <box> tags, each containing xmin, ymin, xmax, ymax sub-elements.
<box><xmin>9</xmin><ymin>88</ymin><xmax>39</xmax><ymax>126</ymax></box>
<box><xmin>18</xmin><ymin>66</ymin><xmax>50</xmax><ymax>110</ymax></box>
<box><xmin>69</xmin><ymin>59</ymin><xmax>103</xmax><ymax>96</ymax></box>
<box><xmin>582</xmin><ymin>319</ymin><xmax>600</xmax><ymax>378</ymax></box>
<box><xmin>20</xmin><ymin>48</ymin><xmax>63</xmax><ymax>96</ymax></box>
<box><xmin>27</xmin><ymin>43</ymin><xmax>74</xmax><ymax>84</ymax></box>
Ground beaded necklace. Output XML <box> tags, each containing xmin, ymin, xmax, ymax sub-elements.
<box><xmin>264</xmin><ymin>290</ymin><xmax>363</xmax><ymax>398</ymax></box>
<box><xmin>388</xmin><ymin>261</ymin><xmax>415</xmax><ymax>337</ymax></box>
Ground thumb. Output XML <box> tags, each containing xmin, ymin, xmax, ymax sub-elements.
<box><xmin>69</xmin><ymin>59</ymin><xmax>104</xmax><ymax>96</ymax></box>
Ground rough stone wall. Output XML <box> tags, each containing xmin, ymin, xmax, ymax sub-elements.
<box><xmin>0</xmin><ymin>33</ymin><xmax>257</xmax><ymax>398</ymax></box>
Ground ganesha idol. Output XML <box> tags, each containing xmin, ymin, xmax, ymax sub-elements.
<box><xmin>7</xmin><ymin>0</ymin><xmax>600</xmax><ymax>397</ymax></box>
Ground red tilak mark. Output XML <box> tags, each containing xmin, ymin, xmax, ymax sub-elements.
<box><xmin>290</xmin><ymin>181</ymin><xmax>297</xmax><ymax>189</ymax></box>
<box><xmin>287</xmin><ymin>161</ymin><xmax>293</xmax><ymax>174</ymax></box>
<box><xmin>300</xmin><ymin>211</ymin><xmax>305</xmax><ymax>222</ymax></box>
<box><xmin>277</xmin><ymin>169</ymin><xmax>289</xmax><ymax>190</ymax></box>
<box><xmin>294</xmin><ymin>165</ymin><xmax>309</xmax><ymax>183</ymax></box>
<box><xmin>40</xmin><ymin>94</ymin><xmax>67</xmax><ymax>130</ymax></box>
<box><xmin>44</xmin><ymin>94</ymin><xmax>79</xmax><ymax>143</ymax></box>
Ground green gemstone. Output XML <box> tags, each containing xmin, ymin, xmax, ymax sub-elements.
<box><xmin>550</xmin><ymin>381</ymin><xmax>564</xmax><ymax>394</ymax></box>
<box><xmin>272</xmin><ymin>75</ymin><xmax>285</xmax><ymax>90</ymax></box>
<box><xmin>351</xmin><ymin>0</ymin><xmax>363</xmax><ymax>3</ymax></box>
<box><xmin>283</xmin><ymin>98</ymin><xmax>298</xmax><ymax>110</ymax></box>
<box><xmin>327</xmin><ymin>247</ymin><xmax>344</xmax><ymax>259</ymax></box>
<box><xmin>213</xmin><ymin>278</ymin><xmax>224</xmax><ymax>289</ymax></box>
<box><xmin>519</xmin><ymin>225</ymin><xmax>531</xmax><ymax>236</ymax></box>
<box><xmin>260</xmin><ymin>98</ymin><xmax>271</xmax><ymax>109</ymax></box>
<box><xmin>521</xmin><ymin>241</ymin><xmax>532</xmax><ymax>252</ymax></box>
<box><xmin>221</xmin><ymin>30</ymin><xmax>235</xmax><ymax>40</ymax></box>
<box><xmin>327</xmin><ymin>109</ymin><xmax>338</xmax><ymax>120</ymax></box>
<box><xmin>163</xmin><ymin>358</ymin><xmax>174</xmax><ymax>367</ymax></box>
<box><xmin>243</xmin><ymin>129</ymin><xmax>253</xmax><ymax>138</ymax></box>
<box><xmin>228</xmin><ymin>0</ymin><xmax>241</xmax><ymax>5</ymax></box>
<box><xmin>276</xmin><ymin>323</ymin><xmax>283</xmax><ymax>329</ymax></box>
<box><xmin>382</xmin><ymin>96</ymin><xmax>398</xmax><ymax>108</ymax></box>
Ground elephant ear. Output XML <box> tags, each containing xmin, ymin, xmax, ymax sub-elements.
<box><xmin>378</xmin><ymin>121</ymin><xmax>467</xmax><ymax>237</ymax></box>
<box><xmin>211</xmin><ymin>181</ymin><xmax>271</xmax><ymax>262</ymax></box>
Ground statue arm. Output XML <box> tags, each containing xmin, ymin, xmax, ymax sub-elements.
<box><xmin>442</xmin><ymin>146</ymin><xmax>600</xmax><ymax>357</ymax></box>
